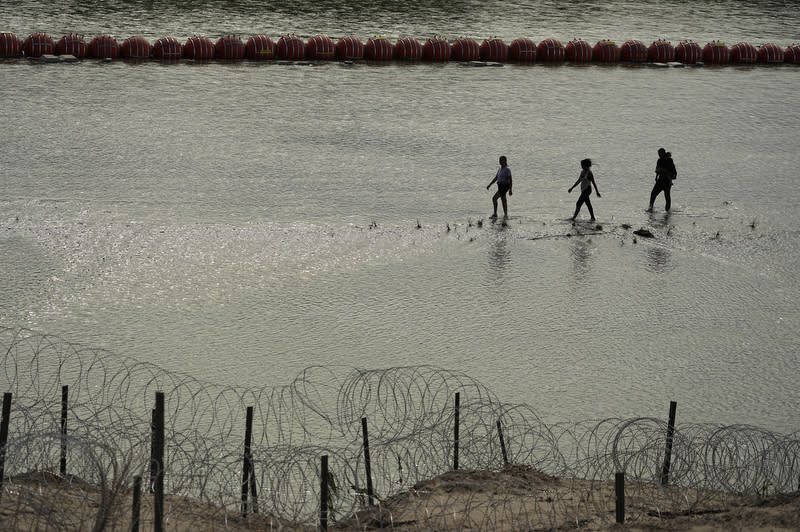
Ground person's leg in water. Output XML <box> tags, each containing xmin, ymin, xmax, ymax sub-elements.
<box><xmin>648</xmin><ymin>181</ymin><xmax>664</xmax><ymax>212</ymax></box>
<box><xmin>572</xmin><ymin>192</ymin><xmax>588</xmax><ymax>220</ymax></box>
<box><xmin>491</xmin><ymin>191</ymin><xmax>500</xmax><ymax>217</ymax></box>
<box><xmin>585</xmin><ymin>196</ymin><xmax>595</xmax><ymax>221</ymax></box>
<box><xmin>500</xmin><ymin>193</ymin><xmax>508</xmax><ymax>217</ymax></box>
<box><xmin>663</xmin><ymin>184</ymin><xmax>671</xmax><ymax>211</ymax></box>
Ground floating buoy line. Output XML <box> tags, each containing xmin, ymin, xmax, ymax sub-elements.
<box><xmin>1</xmin><ymin>31</ymin><xmax>798</xmax><ymax>66</ymax></box>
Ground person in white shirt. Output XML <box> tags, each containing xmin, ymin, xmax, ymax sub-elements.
<box><xmin>486</xmin><ymin>155</ymin><xmax>512</xmax><ymax>218</ymax></box>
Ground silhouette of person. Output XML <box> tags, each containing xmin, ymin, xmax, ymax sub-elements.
<box><xmin>568</xmin><ymin>158</ymin><xmax>601</xmax><ymax>221</ymax></box>
<box><xmin>648</xmin><ymin>148</ymin><xmax>677</xmax><ymax>212</ymax></box>
<box><xmin>486</xmin><ymin>155</ymin><xmax>512</xmax><ymax>218</ymax></box>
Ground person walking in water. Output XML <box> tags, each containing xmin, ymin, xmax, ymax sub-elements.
<box><xmin>568</xmin><ymin>158</ymin><xmax>601</xmax><ymax>221</ymax></box>
<box><xmin>647</xmin><ymin>148</ymin><xmax>677</xmax><ymax>212</ymax></box>
<box><xmin>486</xmin><ymin>155</ymin><xmax>512</xmax><ymax>218</ymax></box>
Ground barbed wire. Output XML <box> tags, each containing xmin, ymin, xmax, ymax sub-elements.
<box><xmin>0</xmin><ymin>326</ymin><xmax>797</xmax><ymax>530</ymax></box>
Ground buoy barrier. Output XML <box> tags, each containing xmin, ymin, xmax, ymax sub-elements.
<box><xmin>245</xmin><ymin>35</ymin><xmax>276</xmax><ymax>60</ymax></box>
<box><xmin>675</xmin><ymin>40</ymin><xmax>701</xmax><ymax>64</ymax></box>
<box><xmin>451</xmin><ymin>37</ymin><xmax>479</xmax><ymax>61</ymax></box>
<box><xmin>56</xmin><ymin>34</ymin><xmax>87</xmax><ymax>59</ymax></box>
<box><xmin>122</xmin><ymin>35</ymin><xmax>153</xmax><ymax>59</ymax></box>
<box><xmin>23</xmin><ymin>32</ymin><xmax>54</xmax><ymax>57</ymax></box>
<box><xmin>702</xmin><ymin>41</ymin><xmax>729</xmax><ymax>65</ymax></box>
<box><xmin>365</xmin><ymin>36</ymin><xmax>393</xmax><ymax>60</ymax></box>
<box><xmin>566</xmin><ymin>39</ymin><xmax>592</xmax><ymax>62</ymax></box>
<box><xmin>307</xmin><ymin>35</ymin><xmax>335</xmax><ymax>60</ymax></box>
<box><xmin>336</xmin><ymin>36</ymin><xmax>364</xmax><ymax>60</ymax></box>
<box><xmin>184</xmin><ymin>35</ymin><xmax>213</xmax><ymax>60</ymax></box>
<box><xmin>593</xmin><ymin>40</ymin><xmax>620</xmax><ymax>62</ymax></box>
<box><xmin>509</xmin><ymin>38</ymin><xmax>536</xmax><ymax>63</ymax></box>
<box><xmin>215</xmin><ymin>35</ymin><xmax>244</xmax><ymax>60</ymax></box>
<box><xmin>153</xmin><ymin>37</ymin><xmax>183</xmax><ymax>60</ymax></box>
<box><xmin>394</xmin><ymin>37</ymin><xmax>422</xmax><ymax>60</ymax></box>
<box><xmin>538</xmin><ymin>38</ymin><xmax>565</xmax><ymax>62</ymax></box>
<box><xmin>277</xmin><ymin>34</ymin><xmax>305</xmax><ymax>60</ymax></box>
<box><xmin>88</xmin><ymin>34</ymin><xmax>119</xmax><ymax>59</ymax></box>
<box><xmin>620</xmin><ymin>39</ymin><xmax>647</xmax><ymax>62</ymax></box>
<box><xmin>423</xmin><ymin>37</ymin><xmax>451</xmax><ymax>62</ymax></box>
<box><xmin>1</xmin><ymin>31</ymin><xmax>798</xmax><ymax>67</ymax></box>
<box><xmin>648</xmin><ymin>40</ymin><xmax>674</xmax><ymax>63</ymax></box>
<box><xmin>730</xmin><ymin>42</ymin><xmax>758</xmax><ymax>64</ymax></box>
<box><xmin>480</xmin><ymin>38</ymin><xmax>508</xmax><ymax>62</ymax></box>
<box><xmin>0</xmin><ymin>32</ymin><xmax>22</xmax><ymax>57</ymax></box>
<box><xmin>757</xmin><ymin>42</ymin><xmax>783</xmax><ymax>63</ymax></box>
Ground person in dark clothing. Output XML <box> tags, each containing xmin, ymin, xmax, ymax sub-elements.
<box><xmin>648</xmin><ymin>148</ymin><xmax>677</xmax><ymax>212</ymax></box>
<box><xmin>568</xmin><ymin>158</ymin><xmax>601</xmax><ymax>221</ymax></box>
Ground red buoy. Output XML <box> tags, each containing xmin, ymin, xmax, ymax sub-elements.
<box><xmin>23</xmin><ymin>33</ymin><xmax>55</xmax><ymax>57</ymax></box>
<box><xmin>335</xmin><ymin>36</ymin><xmax>364</xmax><ymax>60</ymax></box>
<box><xmin>785</xmin><ymin>44</ymin><xmax>800</xmax><ymax>64</ymax></box>
<box><xmin>565</xmin><ymin>39</ymin><xmax>592</xmax><ymax>62</ymax></box>
<box><xmin>245</xmin><ymin>35</ymin><xmax>276</xmax><ymax>60</ymax></box>
<box><xmin>451</xmin><ymin>37</ymin><xmax>479</xmax><ymax>61</ymax></box>
<box><xmin>757</xmin><ymin>43</ymin><xmax>783</xmax><ymax>63</ymax></box>
<box><xmin>508</xmin><ymin>37</ymin><xmax>536</xmax><ymax>63</ymax></box>
<box><xmin>56</xmin><ymin>34</ymin><xmax>87</xmax><ymax>58</ymax></box>
<box><xmin>674</xmin><ymin>41</ymin><xmax>701</xmax><ymax>64</ymax></box>
<box><xmin>620</xmin><ymin>39</ymin><xmax>647</xmax><ymax>62</ymax></box>
<box><xmin>394</xmin><ymin>37</ymin><xmax>422</xmax><ymax>60</ymax></box>
<box><xmin>88</xmin><ymin>34</ymin><xmax>119</xmax><ymax>59</ymax></box>
<box><xmin>647</xmin><ymin>40</ymin><xmax>674</xmax><ymax>63</ymax></box>
<box><xmin>537</xmin><ymin>38</ymin><xmax>565</xmax><ymax>62</ymax></box>
<box><xmin>422</xmin><ymin>37</ymin><xmax>451</xmax><ymax>61</ymax></box>
<box><xmin>702</xmin><ymin>41</ymin><xmax>729</xmax><ymax>65</ymax></box>
<box><xmin>307</xmin><ymin>35</ymin><xmax>335</xmax><ymax>60</ymax></box>
<box><xmin>122</xmin><ymin>36</ymin><xmax>152</xmax><ymax>59</ymax></box>
<box><xmin>277</xmin><ymin>34</ymin><xmax>305</xmax><ymax>60</ymax></box>
<box><xmin>153</xmin><ymin>37</ymin><xmax>183</xmax><ymax>60</ymax></box>
<box><xmin>215</xmin><ymin>35</ymin><xmax>244</xmax><ymax>60</ymax></box>
<box><xmin>0</xmin><ymin>32</ymin><xmax>22</xmax><ymax>57</ymax></box>
<box><xmin>729</xmin><ymin>42</ymin><xmax>757</xmax><ymax>64</ymax></box>
<box><xmin>592</xmin><ymin>40</ymin><xmax>620</xmax><ymax>63</ymax></box>
<box><xmin>364</xmin><ymin>37</ymin><xmax>393</xmax><ymax>60</ymax></box>
<box><xmin>184</xmin><ymin>36</ymin><xmax>214</xmax><ymax>60</ymax></box>
<box><xmin>480</xmin><ymin>38</ymin><xmax>508</xmax><ymax>62</ymax></box>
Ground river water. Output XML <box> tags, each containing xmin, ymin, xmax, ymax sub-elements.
<box><xmin>1</xmin><ymin>0</ymin><xmax>799</xmax><ymax>434</ymax></box>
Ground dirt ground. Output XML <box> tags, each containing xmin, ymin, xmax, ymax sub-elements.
<box><xmin>1</xmin><ymin>466</ymin><xmax>798</xmax><ymax>531</ymax></box>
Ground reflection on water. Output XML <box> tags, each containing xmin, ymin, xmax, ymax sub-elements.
<box><xmin>569</xmin><ymin>237</ymin><xmax>594</xmax><ymax>280</ymax></box>
<box><xmin>488</xmin><ymin>228</ymin><xmax>511</xmax><ymax>274</ymax></box>
<box><xmin>645</xmin><ymin>245</ymin><xmax>672</xmax><ymax>273</ymax></box>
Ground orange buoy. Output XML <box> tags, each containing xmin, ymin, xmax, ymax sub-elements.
<box><xmin>364</xmin><ymin>37</ymin><xmax>393</xmax><ymax>60</ymax></box>
<box><xmin>153</xmin><ymin>37</ymin><xmax>183</xmax><ymax>60</ymax></box>
<box><xmin>215</xmin><ymin>35</ymin><xmax>244</xmax><ymax>60</ymax></box>
<box><xmin>422</xmin><ymin>36</ymin><xmax>451</xmax><ymax>61</ymax></box>
<box><xmin>184</xmin><ymin>36</ymin><xmax>214</xmax><ymax>60</ymax></box>
<box><xmin>23</xmin><ymin>33</ymin><xmax>55</xmax><ymax>57</ymax></box>
<box><xmin>620</xmin><ymin>39</ymin><xmax>647</xmax><ymax>62</ymax></box>
<box><xmin>277</xmin><ymin>34</ymin><xmax>305</xmax><ymax>60</ymax></box>
<box><xmin>0</xmin><ymin>32</ymin><xmax>22</xmax><ymax>57</ymax></box>
<box><xmin>565</xmin><ymin>39</ymin><xmax>592</xmax><ymax>62</ymax></box>
<box><xmin>592</xmin><ymin>40</ymin><xmax>620</xmax><ymax>62</ymax></box>
<box><xmin>508</xmin><ymin>37</ymin><xmax>536</xmax><ymax>63</ymax></box>
<box><xmin>647</xmin><ymin>40</ymin><xmax>674</xmax><ymax>63</ymax></box>
<box><xmin>537</xmin><ymin>38</ymin><xmax>565</xmax><ymax>62</ymax></box>
<box><xmin>122</xmin><ymin>35</ymin><xmax>152</xmax><ymax>59</ymax></box>
<box><xmin>307</xmin><ymin>34</ymin><xmax>335</xmax><ymax>60</ymax></box>
<box><xmin>56</xmin><ymin>34</ymin><xmax>87</xmax><ymax>58</ymax></box>
<box><xmin>757</xmin><ymin>43</ymin><xmax>783</xmax><ymax>63</ymax></box>
<box><xmin>335</xmin><ymin>36</ymin><xmax>364</xmax><ymax>60</ymax></box>
<box><xmin>245</xmin><ymin>35</ymin><xmax>276</xmax><ymax>60</ymax></box>
<box><xmin>674</xmin><ymin>40</ymin><xmax>701</xmax><ymax>64</ymax></box>
<box><xmin>730</xmin><ymin>42</ymin><xmax>757</xmax><ymax>64</ymax></box>
<box><xmin>480</xmin><ymin>38</ymin><xmax>508</xmax><ymax>62</ymax></box>
<box><xmin>785</xmin><ymin>43</ymin><xmax>800</xmax><ymax>64</ymax></box>
<box><xmin>394</xmin><ymin>37</ymin><xmax>422</xmax><ymax>60</ymax></box>
<box><xmin>451</xmin><ymin>37</ymin><xmax>479</xmax><ymax>61</ymax></box>
<box><xmin>88</xmin><ymin>34</ymin><xmax>119</xmax><ymax>59</ymax></box>
<box><xmin>702</xmin><ymin>41</ymin><xmax>729</xmax><ymax>65</ymax></box>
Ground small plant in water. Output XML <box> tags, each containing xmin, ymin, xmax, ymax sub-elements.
<box><xmin>416</xmin><ymin>219</ymin><xmax>422</xmax><ymax>229</ymax></box>
<box><xmin>476</xmin><ymin>219</ymin><xmax>483</xmax><ymax>228</ymax></box>
<box><xmin>750</xmin><ymin>218</ymin><xmax>757</xmax><ymax>229</ymax></box>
